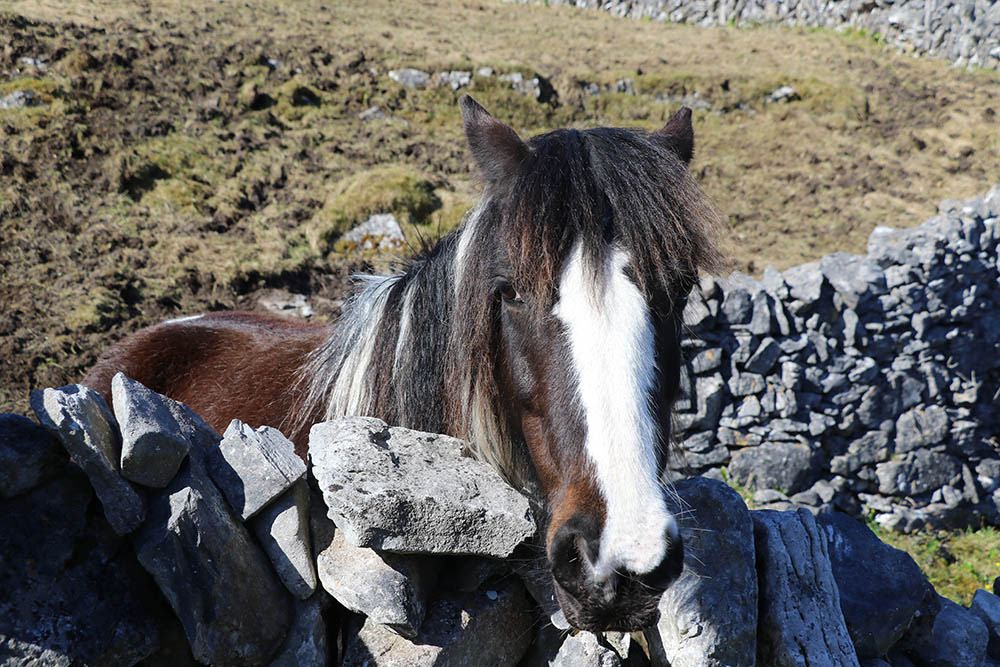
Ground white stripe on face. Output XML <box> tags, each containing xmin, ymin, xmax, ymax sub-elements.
<box><xmin>553</xmin><ymin>242</ymin><xmax>677</xmax><ymax>580</ymax></box>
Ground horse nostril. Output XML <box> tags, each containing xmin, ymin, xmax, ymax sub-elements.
<box><xmin>548</xmin><ymin>516</ymin><xmax>601</xmax><ymax>598</ymax></box>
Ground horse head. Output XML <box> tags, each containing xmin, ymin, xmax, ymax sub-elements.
<box><xmin>448</xmin><ymin>96</ymin><xmax>721</xmax><ymax>631</ymax></box>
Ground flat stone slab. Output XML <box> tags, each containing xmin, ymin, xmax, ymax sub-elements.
<box><xmin>753</xmin><ymin>508</ymin><xmax>860</xmax><ymax>667</ymax></box>
<box><xmin>316</xmin><ymin>522</ymin><xmax>436</xmax><ymax>638</ymax></box>
<box><xmin>647</xmin><ymin>477</ymin><xmax>757</xmax><ymax>667</ymax></box>
<box><xmin>134</xmin><ymin>459</ymin><xmax>291</xmax><ymax>665</ymax></box>
<box><xmin>207</xmin><ymin>419</ymin><xmax>306</xmax><ymax>520</ymax></box>
<box><xmin>310</xmin><ymin>417</ymin><xmax>535</xmax><ymax>557</ymax></box>
<box><xmin>30</xmin><ymin>385</ymin><xmax>145</xmax><ymax>535</ymax></box>
<box><xmin>341</xmin><ymin>579</ymin><xmax>533</xmax><ymax>667</ymax></box>
<box><xmin>251</xmin><ymin>479</ymin><xmax>317</xmax><ymax>600</ymax></box>
<box><xmin>111</xmin><ymin>373</ymin><xmax>191</xmax><ymax>487</ymax></box>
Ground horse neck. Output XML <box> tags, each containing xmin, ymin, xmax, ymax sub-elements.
<box><xmin>302</xmin><ymin>234</ymin><xmax>460</xmax><ymax>435</ymax></box>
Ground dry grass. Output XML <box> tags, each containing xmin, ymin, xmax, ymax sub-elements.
<box><xmin>2</xmin><ymin>0</ymin><xmax>999</xmax><ymax>606</ymax></box>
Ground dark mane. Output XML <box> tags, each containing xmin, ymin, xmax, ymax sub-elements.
<box><xmin>301</xmin><ymin>123</ymin><xmax>721</xmax><ymax>484</ymax></box>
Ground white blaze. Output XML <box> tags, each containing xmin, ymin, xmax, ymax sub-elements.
<box><xmin>553</xmin><ymin>243</ymin><xmax>677</xmax><ymax>579</ymax></box>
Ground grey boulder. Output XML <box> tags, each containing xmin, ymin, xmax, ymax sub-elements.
<box><xmin>310</xmin><ymin>417</ymin><xmax>535</xmax><ymax>557</ymax></box>
<box><xmin>876</xmin><ymin>450</ymin><xmax>961</xmax><ymax>496</ymax></box>
<box><xmin>341</xmin><ymin>579</ymin><xmax>533</xmax><ymax>667</ymax></box>
<box><xmin>133</xmin><ymin>459</ymin><xmax>292</xmax><ymax>666</ymax></box>
<box><xmin>207</xmin><ymin>419</ymin><xmax>306</xmax><ymax>520</ymax></box>
<box><xmin>251</xmin><ymin>479</ymin><xmax>317</xmax><ymax>600</ymax></box>
<box><xmin>111</xmin><ymin>373</ymin><xmax>191</xmax><ymax>487</ymax></box>
<box><xmin>30</xmin><ymin>385</ymin><xmax>145</xmax><ymax>534</ymax></box>
<box><xmin>388</xmin><ymin>68</ymin><xmax>430</xmax><ymax>88</ymax></box>
<box><xmin>894</xmin><ymin>404</ymin><xmax>950</xmax><ymax>453</ymax></box>
<box><xmin>753</xmin><ymin>509</ymin><xmax>859</xmax><ymax>667</ymax></box>
<box><xmin>646</xmin><ymin>477</ymin><xmax>757</xmax><ymax>667</ymax></box>
<box><xmin>315</xmin><ymin>523</ymin><xmax>435</xmax><ymax>638</ymax></box>
<box><xmin>0</xmin><ymin>413</ymin><xmax>63</xmax><ymax>498</ymax></box>
<box><xmin>729</xmin><ymin>441</ymin><xmax>821</xmax><ymax>495</ymax></box>
<box><xmin>817</xmin><ymin>512</ymin><xmax>938</xmax><ymax>658</ymax></box>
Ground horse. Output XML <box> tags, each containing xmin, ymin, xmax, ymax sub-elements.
<box><xmin>83</xmin><ymin>95</ymin><xmax>722</xmax><ymax>632</ymax></box>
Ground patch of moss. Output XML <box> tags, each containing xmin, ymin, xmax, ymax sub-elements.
<box><xmin>66</xmin><ymin>286</ymin><xmax>126</xmax><ymax>332</ymax></box>
<box><xmin>0</xmin><ymin>76</ymin><xmax>60</xmax><ymax>98</ymax></box>
<box><xmin>308</xmin><ymin>165</ymin><xmax>442</xmax><ymax>253</ymax></box>
<box><xmin>396</xmin><ymin>189</ymin><xmax>476</xmax><ymax>251</ymax></box>
<box><xmin>116</xmin><ymin>133</ymin><xmax>226</xmax><ymax>212</ymax></box>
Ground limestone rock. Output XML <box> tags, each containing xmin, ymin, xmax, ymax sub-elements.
<box><xmin>0</xmin><ymin>475</ymin><xmax>160</xmax><ymax>666</ymax></box>
<box><xmin>134</xmin><ymin>459</ymin><xmax>292</xmax><ymax>665</ymax></box>
<box><xmin>876</xmin><ymin>450</ymin><xmax>961</xmax><ymax>496</ymax></box>
<box><xmin>970</xmin><ymin>589</ymin><xmax>1000</xmax><ymax>659</ymax></box>
<box><xmin>30</xmin><ymin>385</ymin><xmax>145</xmax><ymax>535</ymax></box>
<box><xmin>112</xmin><ymin>373</ymin><xmax>191</xmax><ymax>487</ymax></box>
<box><xmin>251</xmin><ymin>479</ymin><xmax>317</xmax><ymax>600</ymax></box>
<box><xmin>341</xmin><ymin>579</ymin><xmax>533</xmax><ymax>667</ymax></box>
<box><xmin>207</xmin><ymin>419</ymin><xmax>306</xmax><ymax>520</ymax></box>
<box><xmin>388</xmin><ymin>68</ymin><xmax>429</xmax><ymax>88</ymax></box>
<box><xmin>646</xmin><ymin>477</ymin><xmax>757</xmax><ymax>667</ymax></box>
<box><xmin>895</xmin><ymin>404</ymin><xmax>950</xmax><ymax>452</ymax></box>
<box><xmin>817</xmin><ymin>512</ymin><xmax>938</xmax><ymax>658</ymax></box>
<box><xmin>267</xmin><ymin>597</ymin><xmax>327</xmax><ymax>667</ymax></box>
<box><xmin>551</xmin><ymin>632</ymin><xmax>622</xmax><ymax>667</ymax></box>
<box><xmin>310</xmin><ymin>417</ymin><xmax>535</xmax><ymax>557</ymax></box>
<box><xmin>0</xmin><ymin>413</ymin><xmax>63</xmax><ymax>498</ymax></box>
<box><xmin>340</xmin><ymin>213</ymin><xmax>405</xmax><ymax>252</ymax></box>
<box><xmin>753</xmin><ymin>509</ymin><xmax>859</xmax><ymax>667</ymax></box>
<box><xmin>899</xmin><ymin>597</ymin><xmax>988</xmax><ymax>667</ymax></box>
<box><xmin>316</xmin><ymin>521</ymin><xmax>436</xmax><ymax>638</ymax></box>
<box><xmin>729</xmin><ymin>441</ymin><xmax>820</xmax><ymax>495</ymax></box>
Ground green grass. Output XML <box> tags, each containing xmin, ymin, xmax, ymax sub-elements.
<box><xmin>872</xmin><ymin>524</ymin><xmax>1000</xmax><ymax>605</ymax></box>
<box><xmin>721</xmin><ymin>472</ymin><xmax>1000</xmax><ymax>605</ymax></box>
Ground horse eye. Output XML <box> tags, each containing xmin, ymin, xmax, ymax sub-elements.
<box><xmin>495</xmin><ymin>280</ymin><xmax>523</xmax><ymax>305</ymax></box>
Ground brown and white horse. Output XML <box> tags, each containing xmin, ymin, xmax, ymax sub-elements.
<box><xmin>84</xmin><ymin>96</ymin><xmax>721</xmax><ymax>632</ymax></box>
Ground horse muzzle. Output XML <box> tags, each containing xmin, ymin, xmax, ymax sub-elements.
<box><xmin>547</xmin><ymin>515</ymin><xmax>684</xmax><ymax>631</ymax></box>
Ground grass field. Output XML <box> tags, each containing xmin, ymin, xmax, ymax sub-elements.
<box><xmin>875</xmin><ymin>524</ymin><xmax>1000</xmax><ymax>605</ymax></box>
<box><xmin>1</xmin><ymin>0</ymin><xmax>998</xmax><ymax>602</ymax></box>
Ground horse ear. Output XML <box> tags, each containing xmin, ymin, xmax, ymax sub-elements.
<box><xmin>654</xmin><ymin>107</ymin><xmax>694</xmax><ymax>165</ymax></box>
<box><xmin>460</xmin><ymin>95</ymin><xmax>529</xmax><ymax>183</ymax></box>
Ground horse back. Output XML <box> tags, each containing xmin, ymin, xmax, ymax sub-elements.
<box><xmin>82</xmin><ymin>311</ymin><xmax>330</xmax><ymax>457</ymax></box>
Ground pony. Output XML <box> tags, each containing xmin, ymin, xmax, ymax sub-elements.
<box><xmin>83</xmin><ymin>95</ymin><xmax>722</xmax><ymax>632</ymax></box>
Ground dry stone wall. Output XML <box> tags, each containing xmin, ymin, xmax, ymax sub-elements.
<box><xmin>525</xmin><ymin>0</ymin><xmax>1000</xmax><ymax>70</ymax></box>
<box><xmin>4</xmin><ymin>379</ymin><xmax>1000</xmax><ymax>664</ymax></box>
<box><xmin>671</xmin><ymin>186</ymin><xmax>1000</xmax><ymax>532</ymax></box>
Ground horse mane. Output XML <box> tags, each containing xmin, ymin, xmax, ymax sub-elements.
<box><xmin>298</xmin><ymin>124</ymin><xmax>722</xmax><ymax>486</ymax></box>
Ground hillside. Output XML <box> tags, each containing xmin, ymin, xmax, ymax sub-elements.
<box><xmin>1</xmin><ymin>0</ymin><xmax>998</xmax><ymax>415</ymax></box>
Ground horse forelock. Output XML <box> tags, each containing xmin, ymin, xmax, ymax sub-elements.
<box><xmin>497</xmin><ymin>125</ymin><xmax>722</xmax><ymax>306</ymax></box>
